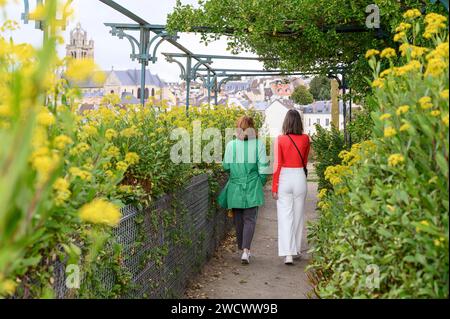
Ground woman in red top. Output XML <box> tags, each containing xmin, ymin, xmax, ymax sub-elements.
<box><xmin>272</xmin><ymin>109</ymin><xmax>310</xmax><ymax>265</ymax></box>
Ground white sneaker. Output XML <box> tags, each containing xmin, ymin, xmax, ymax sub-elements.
<box><xmin>241</xmin><ymin>251</ymin><xmax>250</xmax><ymax>264</ymax></box>
<box><xmin>285</xmin><ymin>255</ymin><xmax>294</xmax><ymax>265</ymax></box>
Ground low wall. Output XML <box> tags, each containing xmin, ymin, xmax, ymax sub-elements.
<box><xmin>52</xmin><ymin>173</ymin><xmax>232</xmax><ymax>298</ymax></box>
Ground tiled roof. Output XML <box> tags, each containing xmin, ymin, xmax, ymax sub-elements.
<box><xmin>113</xmin><ymin>69</ymin><xmax>166</xmax><ymax>87</ymax></box>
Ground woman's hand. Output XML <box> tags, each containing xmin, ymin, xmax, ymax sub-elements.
<box><xmin>272</xmin><ymin>192</ymin><xmax>278</xmax><ymax>200</ymax></box>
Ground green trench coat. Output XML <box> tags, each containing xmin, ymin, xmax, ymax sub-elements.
<box><xmin>218</xmin><ymin>138</ymin><xmax>270</xmax><ymax>209</ymax></box>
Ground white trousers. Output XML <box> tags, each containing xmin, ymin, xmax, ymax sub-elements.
<box><xmin>277</xmin><ymin>167</ymin><xmax>307</xmax><ymax>257</ymax></box>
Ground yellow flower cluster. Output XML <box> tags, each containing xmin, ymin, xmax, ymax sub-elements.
<box><xmin>403</xmin><ymin>9</ymin><xmax>421</xmax><ymax>19</ymax></box>
<box><xmin>365</xmin><ymin>49</ymin><xmax>380</xmax><ymax>59</ymax></box>
<box><xmin>30</xmin><ymin>147</ymin><xmax>60</xmax><ymax>184</ymax></box>
<box><xmin>105</xmin><ymin>146</ymin><xmax>120</xmax><ymax>159</ymax></box>
<box><xmin>424</xmin><ymin>13</ymin><xmax>447</xmax><ymax>39</ymax></box>
<box><xmin>65</xmin><ymin>58</ymin><xmax>98</xmax><ymax>82</ymax></box>
<box><xmin>388</xmin><ymin>154</ymin><xmax>405</xmax><ymax>167</ymax></box>
<box><xmin>419</xmin><ymin>96</ymin><xmax>433</xmax><ymax>109</ymax></box>
<box><xmin>379</xmin><ymin>113</ymin><xmax>392</xmax><ymax>121</ymax></box>
<box><xmin>400</xmin><ymin>122</ymin><xmax>411</xmax><ymax>132</ymax></box>
<box><xmin>125</xmin><ymin>152</ymin><xmax>140</xmax><ymax>165</ymax></box>
<box><xmin>37</xmin><ymin>110</ymin><xmax>56</xmax><ymax>127</ymax></box>
<box><xmin>443</xmin><ymin>115</ymin><xmax>449</xmax><ymax>127</ymax></box>
<box><xmin>116</xmin><ymin>161</ymin><xmax>128</xmax><ymax>171</ymax></box>
<box><xmin>393</xmin><ymin>32</ymin><xmax>406</xmax><ymax>42</ymax></box>
<box><xmin>393</xmin><ymin>60</ymin><xmax>421</xmax><ymax>76</ymax></box>
<box><xmin>396</xmin><ymin>105</ymin><xmax>410</xmax><ymax>115</ymax></box>
<box><xmin>380</xmin><ymin>48</ymin><xmax>396</xmax><ymax>59</ymax></box>
<box><xmin>399</xmin><ymin>44</ymin><xmax>428</xmax><ymax>59</ymax></box>
<box><xmin>384</xmin><ymin>127</ymin><xmax>397</xmax><ymax>138</ymax></box>
<box><xmin>324</xmin><ymin>165</ymin><xmax>352</xmax><ymax>186</ymax></box>
<box><xmin>372</xmin><ymin>78</ymin><xmax>384</xmax><ymax>88</ymax></box>
<box><xmin>70</xmin><ymin>142</ymin><xmax>90</xmax><ymax>155</ymax></box>
<box><xmin>54</xmin><ymin>134</ymin><xmax>73</xmax><ymax>150</ymax></box>
<box><xmin>0</xmin><ymin>276</ymin><xmax>17</xmax><ymax>296</ymax></box>
<box><xmin>318</xmin><ymin>188</ymin><xmax>327</xmax><ymax>199</ymax></box>
<box><xmin>121</xmin><ymin>126</ymin><xmax>140</xmax><ymax>138</ymax></box>
<box><xmin>105</xmin><ymin>128</ymin><xmax>118</xmax><ymax>141</ymax></box>
<box><xmin>69</xmin><ymin>167</ymin><xmax>92</xmax><ymax>181</ymax></box>
<box><xmin>78</xmin><ymin>198</ymin><xmax>121</xmax><ymax>227</ymax></box>
<box><xmin>440</xmin><ymin>89</ymin><xmax>449</xmax><ymax>100</ymax></box>
<box><xmin>53</xmin><ymin>178</ymin><xmax>71</xmax><ymax>206</ymax></box>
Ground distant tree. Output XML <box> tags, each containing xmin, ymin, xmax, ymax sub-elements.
<box><xmin>309</xmin><ymin>76</ymin><xmax>331</xmax><ymax>101</ymax></box>
<box><xmin>291</xmin><ymin>85</ymin><xmax>313</xmax><ymax>105</ymax></box>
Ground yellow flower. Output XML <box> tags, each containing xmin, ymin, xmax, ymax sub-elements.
<box><xmin>380</xmin><ymin>48</ymin><xmax>396</xmax><ymax>59</ymax></box>
<box><xmin>431</xmin><ymin>110</ymin><xmax>441</xmax><ymax>117</ymax></box>
<box><xmin>65</xmin><ymin>58</ymin><xmax>97</xmax><ymax>82</ymax></box>
<box><xmin>121</xmin><ymin>126</ymin><xmax>139</xmax><ymax>138</ymax></box>
<box><xmin>443</xmin><ymin>115</ymin><xmax>449</xmax><ymax>126</ymax></box>
<box><xmin>31</xmin><ymin>147</ymin><xmax>60</xmax><ymax>184</ymax></box>
<box><xmin>53</xmin><ymin>178</ymin><xmax>71</xmax><ymax>206</ymax></box>
<box><xmin>0</xmin><ymin>279</ymin><xmax>17</xmax><ymax>296</ymax></box>
<box><xmin>70</xmin><ymin>142</ymin><xmax>90</xmax><ymax>155</ymax></box>
<box><xmin>54</xmin><ymin>135</ymin><xmax>73</xmax><ymax>150</ymax></box>
<box><xmin>380</xmin><ymin>69</ymin><xmax>392</xmax><ymax>78</ymax></box>
<box><xmin>379</xmin><ymin>113</ymin><xmax>392</xmax><ymax>120</ymax></box>
<box><xmin>116</xmin><ymin>161</ymin><xmax>129</xmax><ymax>171</ymax></box>
<box><xmin>318</xmin><ymin>188</ymin><xmax>327</xmax><ymax>199</ymax></box>
<box><xmin>37</xmin><ymin>110</ymin><xmax>56</xmax><ymax>126</ymax></box>
<box><xmin>105</xmin><ymin>128</ymin><xmax>118</xmax><ymax>141</ymax></box>
<box><xmin>384</xmin><ymin>127</ymin><xmax>397</xmax><ymax>138</ymax></box>
<box><xmin>400</xmin><ymin>123</ymin><xmax>411</xmax><ymax>131</ymax></box>
<box><xmin>423</xmin><ymin>13</ymin><xmax>447</xmax><ymax>39</ymax></box>
<box><xmin>434</xmin><ymin>239</ymin><xmax>442</xmax><ymax>247</ymax></box>
<box><xmin>419</xmin><ymin>96</ymin><xmax>433</xmax><ymax>109</ymax></box>
<box><xmin>425</xmin><ymin>58</ymin><xmax>448</xmax><ymax>77</ymax></box>
<box><xmin>393</xmin><ymin>60</ymin><xmax>421</xmax><ymax>76</ymax></box>
<box><xmin>393</xmin><ymin>32</ymin><xmax>406</xmax><ymax>42</ymax></box>
<box><xmin>69</xmin><ymin>167</ymin><xmax>92</xmax><ymax>181</ymax></box>
<box><xmin>395</xmin><ymin>22</ymin><xmax>412</xmax><ymax>33</ymax></box>
<box><xmin>79</xmin><ymin>199</ymin><xmax>121</xmax><ymax>227</ymax></box>
<box><xmin>105</xmin><ymin>146</ymin><xmax>120</xmax><ymax>158</ymax></box>
<box><xmin>79</xmin><ymin>124</ymin><xmax>98</xmax><ymax>139</ymax></box>
<box><xmin>399</xmin><ymin>44</ymin><xmax>428</xmax><ymax>59</ymax></box>
<box><xmin>388</xmin><ymin>154</ymin><xmax>405</xmax><ymax>166</ymax></box>
<box><xmin>396</xmin><ymin>105</ymin><xmax>410</xmax><ymax>115</ymax></box>
<box><xmin>440</xmin><ymin>89</ymin><xmax>449</xmax><ymax>99</ymax></box>
<box><xmin>105</xmin><ymin>170</ymin><xmax>114</xmax><ymax>178</ymax></box>
<box><xmin>420</xmin><ymin>220</ymin><xmax>430</xmax><ymax>226</ymax></box>
<box><xmin>372</xmin><ymin>78</ymin><xmax>384</xmax><ymax>88</ymax></box>
<box><xmin>365</xmin><ymin>49</ymin><xmax>380</xmax><ymax>59</ymax></box>
<box><xmin>403</xmin><ymin>9</ymin><xmax>421</xmax><ymax>19</ymax></box>
<box><xmin>125</xmin><ymin>152</ymin><xmax>140</xmax><ymax>165</ymax></box>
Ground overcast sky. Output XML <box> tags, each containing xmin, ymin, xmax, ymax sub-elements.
<box><xmin>2</xmin><ymin>0</ymin><xmax>265</xmax><ymax>82</ymax></box>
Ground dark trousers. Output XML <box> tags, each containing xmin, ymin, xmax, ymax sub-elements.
<box><xmin>233</xmin><ymin>207</ymin><xmax>258</xmax><ymax>250</ymax></box>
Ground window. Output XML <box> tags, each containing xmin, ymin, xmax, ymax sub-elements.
<box><xmin>144</xmin><ymin>88</ymin><xmax>149</xmax><ymax>99</ymax></box>
<box><xmin>317</xmin><ymin>118</ymin><xmax>320</xmax><ymax>125</ymax></box>
<box><xmin>151</xmin><ymin>88</ymin><xmax>155</xmax><ymax>97</ymax></box>
<box><xmin>326</xmin><ymin>119</ymin><xmax>330</xmax><ymax>126</ymax></box>
<box><xmin>308</xmin><ymin>118</ymin><xmax>311</xmax><ymax>126</ymax></box>
<box><xmin>110</xmin><ymin>90</ymin><xmax>114</xmax><ymax>94</ymax></box>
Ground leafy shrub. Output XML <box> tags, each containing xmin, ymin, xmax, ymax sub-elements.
<box><xmin>310</xmin><ymin>125</ymin><xmax>346</xmax><ymax>191</ymax></box>
<box><xmin>308</xmin><ymin>10</ymin><xmax>449</xmax><ymax>298</ymax></box>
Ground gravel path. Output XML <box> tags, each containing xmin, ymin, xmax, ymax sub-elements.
<box><xmin>184</xmin><ymin>172</ymin><xmax>318</xmax><ymax>299</ymax></box>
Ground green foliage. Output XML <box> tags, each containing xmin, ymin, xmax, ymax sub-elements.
<box><xmin>310</xmin><ymin>125</ymin><xmax>346</xmax><ymax>191</ymax></box>
<box><xmin>309</xmin><ymin>76</ymin><xmax>331</xmax><ymax>101</ymax></box>
<box><xmin>308</xmin><ymin>12</ymin><xmax>449</xmax><ymax>298</ymax></box>
<box><xmin>167</xmin><ymin>0</ymin><xmax>446</xmax><ymax>95</ymax></box>
<box><xmin>291</xmin><ymin>85</ymin><xmax>314</xmax><ymax>105</ymax></box>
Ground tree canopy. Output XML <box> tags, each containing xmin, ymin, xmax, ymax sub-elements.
<box><xmin>167</xmin><ymin>0</ymin><xmax>446</xmax><ymax>94</ymax></box>
<box><xmin>291</xmin><ymin>85</ymin><xmax>314</xmax><ymax>105</ymax></box>
<box><xmin>309</xmin><ymin>76</ymin><xmax>331</xmax><ymax>101</ymax></box>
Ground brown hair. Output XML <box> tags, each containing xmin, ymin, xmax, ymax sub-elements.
<box><xmin>236</xmin><ymin>116</ymin><xmax>257</xmax><ymax>140</ymax></box>
<box><xmin>282</xmin><ymin>109</ymin><xmax>304</xmax><ymax>135</ymax></box>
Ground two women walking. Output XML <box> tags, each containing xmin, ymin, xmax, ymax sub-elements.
<box><xmin>219</xmin><ymin>110</ymin><xmax>310</xmax><ymax>265</ymax></box>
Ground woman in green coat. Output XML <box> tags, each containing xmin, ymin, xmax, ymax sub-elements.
<box><xmin>218</xmin><ymin>116</ymin><xmax>270</xmax><ymax>264</ymax></box>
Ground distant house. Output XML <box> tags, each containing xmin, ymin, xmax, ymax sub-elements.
<box><xmin>301</xmin><ymin>100</ymin><xmax>345</xmax><ymax>135</ymax></box>
<box><xmin>264</xmin><ymin>99</ymin><xmax>298</xmax><ymax>137</ymax></box>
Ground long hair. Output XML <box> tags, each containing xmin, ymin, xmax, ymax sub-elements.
<box><xmin>236</xmin><ymin>116</ymin><xmax>257</xmax><ymax>140</ymax></box>
<box><xmin>282</xmin><ymin>109</ymin><xmax>304</xmax><ymax>135</ymax></box>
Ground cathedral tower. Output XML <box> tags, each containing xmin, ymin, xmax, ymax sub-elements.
<box><xmin>66</xmin><ymin>23</ymin><xmax>94</xmax><ymax>59</ymax></box>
